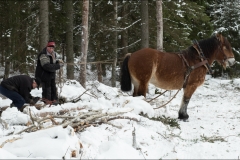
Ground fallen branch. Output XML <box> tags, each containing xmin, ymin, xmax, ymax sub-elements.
<box><xmin>0</xmin><ymin>137</ymin><xmax>21</xmax><ymax>148</ymax></box>
<box><xmin>34</xmin><ymin>106</ymin><xmax>87</xmax><ymax>117</ymax></box>
<box><xmin>62</xmin><ymin>110</ymin><xmax>103</xmax><ymax>128</ymax></box>
<box><xmin>71</xmin><ymin>89</ymin><xmax>90</xmax><ymax>103</ymax></box>
<box><xmin>105</xmin><ymin>122</ymin><xmax>122</xmax><ymax>129</ymax></box>
<box><xmin>107</xmin><ymin>116</ymin><xmax>139</xmax><ymax>122</ymax></box>
<box><xmin>0</xmin><ymin>118</ymin><xmax>8</xmax><ymax>129</ymax></box>
<box><xmin>16</xmin><ymin>126</ymin><xmax>37</xmax><ymax>134</ymax></box>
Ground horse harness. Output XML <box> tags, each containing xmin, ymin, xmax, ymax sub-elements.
<box><xmin>179</xmin><ymin>41</ymin><xmax>213</xmax><ymax>88</ymax></box>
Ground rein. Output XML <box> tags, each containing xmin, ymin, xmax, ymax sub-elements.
<box><xmin>153</xmin><ymin>89</ymin><xmax>181</xmax><ymax>109</ymax></box>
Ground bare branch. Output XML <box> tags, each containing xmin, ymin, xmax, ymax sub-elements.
<box><xmin>0</xmin><ymin>137</ymin><xmax>21</xmax><ymax>148</ymax></box>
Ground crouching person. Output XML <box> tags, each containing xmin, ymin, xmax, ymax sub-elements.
<box><xmin>0</xmin><ymin>75</ymin><xmax>41</xmax><ymax>112</ymax></box>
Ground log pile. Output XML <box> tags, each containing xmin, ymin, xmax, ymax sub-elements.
<box><xmin>16</xmin><ymin>107</ymin><xmax>138</xmax><ymax>134</ymax></box>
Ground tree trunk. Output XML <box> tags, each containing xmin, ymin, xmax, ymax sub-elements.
<box><xmin>79</xmin><ymin>0</ymin><xmax>89</xmax><ymax>88</ymax></box>
<box><xmin>65</xmin><ymin>0</ymin><xmax>74</xmax><ymax>79</ymax></box>
<box><xmin>111</xmin><ymin>0</ymin><xmax>118</xmax><ymax>87</ymax></box>
<box><xmin>4</xmin><ymin>37</ymin><xmax>11</xmax><ymax>80</ymax></box>
<box><xmin>141</xmin><ymin>0</ymin><xmax>149</xmax><ymax>48</ymax></box>
<box><xmin>93</xmin><ymin>1</ymin><xmax>102</xmax><ymax>83</ymax></box>
<box><xmin>97</xmin><ymin>63</ymin><xmax>102</xmax><ymax>82</ymax></box>
<box><xmin>156</xmin><ymin>0</ymin><xmax>163</xmax><ymax>51</ymax></box>
<box><xmin>39</xmin><ymin>0</ymin><xmax>49</xmax><ymax>50</ymax></box>
<box><xmin>15</xmin><ymin>2</ymin><xmax>28</xmax><ymax>74</ymax></box>
<box><xmin>3</xmin><ymin>1</ymin><xmax>12</xmax><ymax>79</ymax></box>
<box><xmin>121</xmin><ymin>2</ymin><xmax>128</xmax><ymax>57</ymax></box>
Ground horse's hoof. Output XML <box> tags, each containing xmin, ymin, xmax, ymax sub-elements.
<box><xmin>177</xmin><ymin>118</ymin><xmax>189</xmax><ymax>122</ymax></box>
<box><xmin>178</xmin><ymin>114</ymin><xmax>189</xmax><ymax>121</ymax></box>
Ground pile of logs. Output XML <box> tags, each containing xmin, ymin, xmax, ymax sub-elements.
<box><xmin>15</xmin><ymin>107</ymin><xmax>138</xmax><ymax>134</ymax></box>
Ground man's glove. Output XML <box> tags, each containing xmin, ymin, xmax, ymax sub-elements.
<box><xmin>29</xmin><ymin>97</ymin><xmax>40</xmax><ymax>105</ymax></box>
<box><xmin>57</xmin><ymin>59</ymin><xmax>64</xmax><ymax>67</ymax></box>
<box><xmin>58</xmin><ymin>59</ymin><xmax>64</xmax><ymax>63</ymax></box>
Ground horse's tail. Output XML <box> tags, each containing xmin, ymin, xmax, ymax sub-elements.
<box><xmin>120</xmin><ymin>53</ymin><xmax>132</xmax><ymax>92</ymax></box>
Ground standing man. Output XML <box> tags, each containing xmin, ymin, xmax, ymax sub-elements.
<box><xmin>35</xmin><ymin>41</ymin><xmax>64</xmax><ymax>105</ymax></box>
<box><xmin>0</xmin><ymin>75</ymin><xmax>40</xmax><ymax>112</ymax></box>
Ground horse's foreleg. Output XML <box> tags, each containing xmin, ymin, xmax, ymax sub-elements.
<box><xmin>178</xmin><ymin>96</ymin><xmax>190</xmax><ymax>121</ymax></box>
<box><xmin>178</xmin><ymin>86</ymin><xmax>197</xmax><ymax>121</ymax></box>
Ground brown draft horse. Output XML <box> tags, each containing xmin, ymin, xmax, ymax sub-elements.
<box><xmin>120</xmin><ymin>33</ymin><xmax>235</xmax><ymax>121</ymax></box>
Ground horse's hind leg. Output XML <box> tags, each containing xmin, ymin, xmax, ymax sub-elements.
<box><xmin>178</xmin><ymin>85</ymin><xmax>197</xmax><ymax>121</ymax></box>
<box><xmin>137</xmin><ymin>82</ymin><xmax>148</xmax><ymax>97</ymax></box>
<box><xmin>132</xmin><ymin>81</ymin><xmax>148</xmax><ymax>97</ymax></box>
<box><xmin>133</xmin><ymin>84</ymin><xmax>138</xmax><ymax>97</ymax></box>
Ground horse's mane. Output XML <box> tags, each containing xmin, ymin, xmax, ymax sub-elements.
<box><xmin>182</xmin><ymin>35</ymin><xmax>229</xmax><ymax>61</ymax></box>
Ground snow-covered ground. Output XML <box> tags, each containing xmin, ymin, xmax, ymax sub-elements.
<box><xmin>0</xmin><ymin>75</ymin><xmax>240</xmax><ymax>159</ymax></box>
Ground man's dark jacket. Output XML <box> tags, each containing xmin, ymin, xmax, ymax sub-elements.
<box><xmin>35</xmin><ymin>47</ymin><xmax>60</xmax><ymax>82</ymax></box>
<box><xmin>0</xmin><ymin>75</ymin><xmax>33</xmax><ymax>103</ymax></box>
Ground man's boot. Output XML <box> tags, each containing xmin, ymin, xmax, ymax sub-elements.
<box><xmin>52</xmin><ymin>100</ymin><xmax>59</xmax><ymax>105</ymax></box>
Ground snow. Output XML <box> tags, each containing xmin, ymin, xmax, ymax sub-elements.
<box><xmin>1</xmin><ymin>75</ymin><xmax>240</xmax><ymax>159</ymax></box>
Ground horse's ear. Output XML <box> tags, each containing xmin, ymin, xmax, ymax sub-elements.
<box><xmin>216</xmin><ymin>33</ymin><xmax>223</xmax><ymax>42</ymax></box>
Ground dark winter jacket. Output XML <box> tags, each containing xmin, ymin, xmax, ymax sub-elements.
<box><xmin>0</xmin><ymin>75</ymin><xmax>33</xmax><ymax>103</ymax></box>
<box><xmin>35</xmin><ymin>47</ymin><xmax>60</xmax><ymax>82</ymax></box>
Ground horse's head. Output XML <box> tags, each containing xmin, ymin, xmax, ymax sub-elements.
<box><xmin>215</xmin><ymin>33</ymin><xmax>235</xmax><ymax>69</ymax></box>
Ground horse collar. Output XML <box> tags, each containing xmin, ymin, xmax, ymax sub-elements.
<box><xmin>192</xmin><ymin>44</ymin><xmax>213</xmax><ymax>74</ymax></box>
<box><xmin>178</xmin><ymin>53</ymin><xmax>207</xmax><ymax>88</ymax></box>
<box><xmin>180</xmin><ymin>44</ymin><xmax>213</xmax><ymax>88</ymax></box>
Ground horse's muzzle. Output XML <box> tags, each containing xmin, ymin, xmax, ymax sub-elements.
<box><xmin>226</xmin><ymin>57</ymin><xmax>235</xmax><ymax>66</ymax></box>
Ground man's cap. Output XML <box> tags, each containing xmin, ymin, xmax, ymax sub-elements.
<box><xmin>34</xmin><ymin>78</ymin><xmax>41</xmax><ymax>90</ymax></box>
<box><xmin>47</xmin><ymin>41</ymin><xmax>55</xmax><ymax>47</ymax></box>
